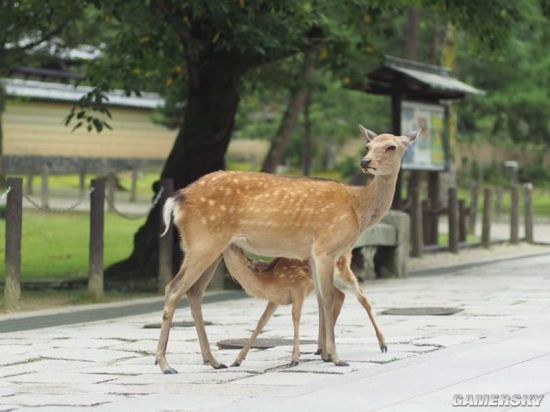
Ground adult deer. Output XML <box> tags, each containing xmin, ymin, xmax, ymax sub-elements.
<box><xmin>223</xmin><ymin>245</ymin><xmax>386</xmax><ymax>367</ymax></box>
<box><xmin>156</xmin><ymin>126</ymin><xmax>418</xmax><ymax>373</ymax></box>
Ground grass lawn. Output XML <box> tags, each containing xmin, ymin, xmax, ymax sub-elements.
<box><xmin>0</xmin><ymin>289</ymin><xmax>156</xmax><ymax>314</ymax></box>
<box><xmin>0</xmin><ymin>209</ymin><xmax>144</xmax><ymax>281</ymax></box>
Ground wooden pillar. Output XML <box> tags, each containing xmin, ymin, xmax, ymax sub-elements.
<box><xmin>26</xmin><ymin>170</ymin><xmax>34</xmax><ymax>195</ymax></box>
<box><xmin>130</xmin><ymin>168</ymin><xmax>138</xmax><ymax>202</ymax></box>
<box><xmin>510</xmin><ymin>185</ymin><xmax>519</xmax><ymax>244</ymax></box>
<box><xmin>158</xmin><ymin>179</ymin><xmax>174</xmax><ymax>294</ymax></box>
<box><xmin>391</xmin><ymin>91</ymin><xmax>402</xmax><ymax>210</ymax></box>
<box><xmin>468</xmin><ymin>184</ymin><xmax>479</xmax><ymax>235</ymax></box>
<box><xmin>422</xmin><ymin>199</ymin><xmax>430</xmax><ymax>245</ymax></box>
<box><xmin>524</xmin><ymin>183</ymin><xmax>534</xmax><ymax>243</ymax></box>
<box><xmin>427</xmin><ymin>171</ymin><xmax>439</xmax><ymax>245</ymax></box>
<box><xmin>41</xmin><ymin>164</ymin><xmax>49</xmax><ymax>208</ymax></box>
<box><xmin>448</xmin><ymin>187</ymin><xmax>459</xmax><ymax>253</ymax></box>
<box><xmin>4</xmin><ymin>178</ymin><xmax>23</xmax><ymax>310</ymax></box>
<box><xmin>79</xmin><ymin>165</ymin><xmax>86</xmax><ymax>197</ymax></box>
<box><xmin>410</xmin><ymin>188</ymin><xmax>423</xmax><ymax>257</ymax></box>
<box><xmin>107</xmin><ymin>171</ymin><xmax>116</xmax><ymax>210</ymax></box>
<box><xmin>481</xmin><ymin>187</ymin><xmax>492</xmax><ymax>248</ymax></box>
<box><xmin>88</xmin><ymin>178</ymin><xmax>106</xmax><ymax>300</ymax></box>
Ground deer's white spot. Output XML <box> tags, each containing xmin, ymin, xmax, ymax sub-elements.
<box><xmin>220</xmin><ymin>205</ymin><xmax>226</xmax><ymax>211</ymax></box>
<box><xmin>208</xmin><ymin>199</ymin><xmax>215</xmax><ymax>206</ymax></box>
<box><xmin>201</xmin><ymin>217</ymin><xmax>207</xmax><ymax>225</ymax></box>
<box><xmin>200</xmin><ymin>197</ymin><xmax>206</xmax><ymax>202</ymax></box>
<box><xmin>209</xmin><ymin>215</ymin><xmax>216</xmax><ymax>221</ymax></box>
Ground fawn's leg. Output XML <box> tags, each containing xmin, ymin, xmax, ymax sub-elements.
<box><xmin>336</xmin><ymin>260</ymin><xmax>387</xmax><ymax>353</ymax></box>
<box><xmin>332</xmin><ymin>288</ymin><xmax>345</xmax><ymax>328</ymax></box>
<box><xmin>231</xmin><ymin>301</ymin><xmax>278</xmax><ymax>367</ymax></box>
<box><xmin>290</xmin><ymin>293</ymin><xmax>305</xmax><ymax>366</ymax></box>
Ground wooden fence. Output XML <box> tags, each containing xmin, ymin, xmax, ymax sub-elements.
<box><xmin>2</xmin><ymin>177</ymin><xmax>174</xmax><ymax>311</ymax></box>
<box><xmin>408</xmin><ymin>183</ymin><xmax>535</xmax><ymax>255</ymax></box>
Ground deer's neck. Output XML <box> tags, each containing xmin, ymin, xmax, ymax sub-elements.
<box><xmin>355</xmin><ymin>170</ymin><xmax>399</xmax><ymax>230</ymax></box>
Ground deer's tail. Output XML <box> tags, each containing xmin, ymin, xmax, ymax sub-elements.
<box><xmin>161</xmin><ymin>191</ymin><xmax>184</xmax><ymax>237</ymax></box>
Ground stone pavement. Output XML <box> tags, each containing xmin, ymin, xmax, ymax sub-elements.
<box><xmin>1</xmin><ymin>251</ymin><xmax>550</xmax><ymax>411</ymax></box>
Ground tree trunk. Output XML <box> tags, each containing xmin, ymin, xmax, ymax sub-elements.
<box><xmin>302</xmin><ymin>92</ymin><xmax>312</xmax><ymax>176</ymax></box>
<box><xmin>404</xmin><ymin>7</ymin><xmax>419</xmax><ymax>60</ymax></box>
<box><xmin>261</xmin><ymin>48</ymin><xmax>316</xmax><ymax>173</ymax></box>
<box><xmin>105</xmin><ymin>54</ymin><xmax>242</xmax><ymax>280</ymax></box>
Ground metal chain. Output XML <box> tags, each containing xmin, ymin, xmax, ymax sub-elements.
<box><xmin>105</xmin><ymin>187</ymin><xmax>164</xmax><ymax>220</ymax></box>
<box><xmin>0</xmin><ymin>186</ymin><xmax>11</xmax><ymax>203</ymax></box>
<box><xmin>22</xmin><ymin>188</ymin><xmax>95</xmax><ymax>213</ymax></box>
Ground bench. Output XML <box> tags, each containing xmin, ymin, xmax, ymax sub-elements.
<box><xmin>351</xmin><ymin>210</ymin><xmax>410</xmax><ymax>279</ymax></box>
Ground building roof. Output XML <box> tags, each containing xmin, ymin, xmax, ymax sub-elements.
<box><xmin>357</xmin><ymin>56</ymin><xmax>484</xmax><ymax>101</ymax></box>
<box><xmin>3</xmin><ymin>78</ymin><xmax>164</xmax><ymax>109</ymax></box>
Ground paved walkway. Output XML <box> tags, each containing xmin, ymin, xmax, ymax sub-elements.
<box><xmin>1</xmin><ymin>252</ymin><xmax>550</xmax><ymax>411</ymax></box>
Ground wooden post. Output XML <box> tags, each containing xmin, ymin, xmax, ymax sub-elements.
<box><xmin>88</xmin><ymin>178</ymin><xmax>106</xmax><ymax>300</ymax></box>
<box><xmin>79</xmin><ymin>165</ymin><xmax>86</xmax><ymax>197</ymax></box>
<box><xmin>158</xmin><ymin>179</ymin><xmax>174</xmax><ymax>294</ymax></box>
<box><xmin>448</xmin><ymin>187</ymin><xmax>459</xmax><ymax>253</ymax></box>
<box><xmin>107</xmin><ymin>171</ymin><xmax>116</xmax><ymax>211</ymax></box>
<box><xmin>524</xmin><ymin>183</ymin><xmax>534</xmax><ymax>243</ymax></box>
<box><xmin>468</xmin><ymin>184</ymin><xmax>479</xmax><ymax>235</ymax></box>
<box><xmin>422</xmin><ymin>199</ymin><xmax>430</xmax><ymax>245</ymax></box>
<box><xmin>391</xmin><ymin>91</ymin><xmax>402</xmax><ymax>210</ymax></box>
<box><xmin>4</xmin><ymin>178</ymin><xmax>23</xmax><ymax>310</ymax></box>
<box><xmin>481</xmin><ymin>187</ymin><xmax>492</xmax><ymax>248</ymax></box>
<box><xmin>130</xmin><ymin>168</ymin><xmax>138</xmax><ymax>202</ymax></box>
<box><xmin>510</xmin><ymin>185</ymin><xmax>519</xmax><ymax>244</ymax></box>
<box><xmin>26</xmin><ymin>170</ymin><xmax>34</xmax><ymax>195</ymax></box>
<box><xmin>427</xmin><ymin>171</ymin><xmax>439</xmax><ymax>245</ymax></box>
<box><xmin>410</xmin><ymin>188</ymin><xmax>423</xmax><ymax>257</ymax></box>
<box><xmin>458</xmin><ymin>199</ymin><xmax>467</xmax><ymax>242</ymax></box>
<box><xmin>41</xmin><ymin>164</ymin><xmax>49</xmax><ymax>208</ymax></box>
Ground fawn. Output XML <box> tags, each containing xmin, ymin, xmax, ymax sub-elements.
<box><xmin>222</xmin><ymin>244</ymin><xmax>386</xmax><ymax>367</ymax></box>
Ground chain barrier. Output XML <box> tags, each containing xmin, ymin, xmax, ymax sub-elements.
<box><xmin>22</xmin><ymin>188</ymin><xmax>95</xmax><ymax>213</ymax></box>
<box><xmin>105</xmin><ymin>187</ymin><xmax>164</xmax><ymax>220</ymax></box>
<box><xmin>0</xmin><ymin>186</ymin><xmax>11</xmax><ymax>203</ymax></box>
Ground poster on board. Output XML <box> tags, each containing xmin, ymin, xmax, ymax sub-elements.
<box><xmin>401</xmin><ymin>101</ymin><xmax>447</xmax><ymax>171</ymax></box>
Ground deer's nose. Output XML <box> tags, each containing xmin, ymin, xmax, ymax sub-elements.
<box><xmin>360</xmin><ymin>159</ymin><xmax>372</xmax><ymax>169</ymax></box>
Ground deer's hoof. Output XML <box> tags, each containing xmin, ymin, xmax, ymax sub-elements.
<box><xmin>314</xmin><ymin>349</ymin><xmax>322</xmax><ymax>355</ymax></box>
<box><xmin>289</xmin><ymin>360</ymin><xmax>299</xmax><ymax>367</ymax></box>
<box><xmin>380</xmin><ymin>344</ymin><xmax>388</xmax><ymax>353</ymax></box>
<box><xmin>321</xmin><ymin>355</ymin><xmax>331</xmax><ymax>363</ymax></box>
<box><xmin>214</xmin><ymin>363</ymin><xmax>228</xmax><ymax>370</ymax></box>
<box><xmin>162</xmin><ymin>367</ymin><xmax>178</xmax><ymax>374</ymax></box>
<box><xmin>230</xmin><ymin>361</ymin><xmax>241</xmax><ymax>368</ymax></box>
<box><xmin>334</xmin><ymin>360</ymin><xmax>349</xmax><ymax>367</ymax></box>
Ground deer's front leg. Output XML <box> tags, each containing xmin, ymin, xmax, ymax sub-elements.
<box><xmin>290</xmin><ymin>293</ymin><xmax>305</xmax><ymax>367</ymax></box>
<box><xmin>311</xmin><ymin>253</ymin><xmax>348</xmax><ymax>367</ymax></box>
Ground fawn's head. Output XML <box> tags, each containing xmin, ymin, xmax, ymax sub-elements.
<box><xmin>358</xmin><ymin>125</ymin><xmax>420</xmax><ymax>176</ymax></box>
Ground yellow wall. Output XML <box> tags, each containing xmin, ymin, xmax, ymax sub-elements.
<box><xmin>3</xmin><ymin>100</ymin><xmax>177</xmax><ymax>158</ymax></box>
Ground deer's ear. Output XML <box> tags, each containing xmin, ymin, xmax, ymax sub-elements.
<box><xmin>404</xmin><ymin>129</ymin><xmax>421</xmax><ymax>144</ymax></box>
<box><xmin>359</xmin><ymin>125</ymin><xmax>377</xmax><ymax>142</ymax></box>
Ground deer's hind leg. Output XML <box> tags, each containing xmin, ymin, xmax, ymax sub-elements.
<box><xmin>187</xmin><ymin>257</ymin><xmax>226</xmax><ymax>369</ymax></box>
<box><xmin>155</xmin><ymin>243</ymin><xmax>227</xmax><ymax>374</ymax></box>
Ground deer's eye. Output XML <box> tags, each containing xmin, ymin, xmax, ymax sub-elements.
<box><xmin>385</xmin><ymin>145</ymin><xmax>397</xmax><ymax>152</ymax></box>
